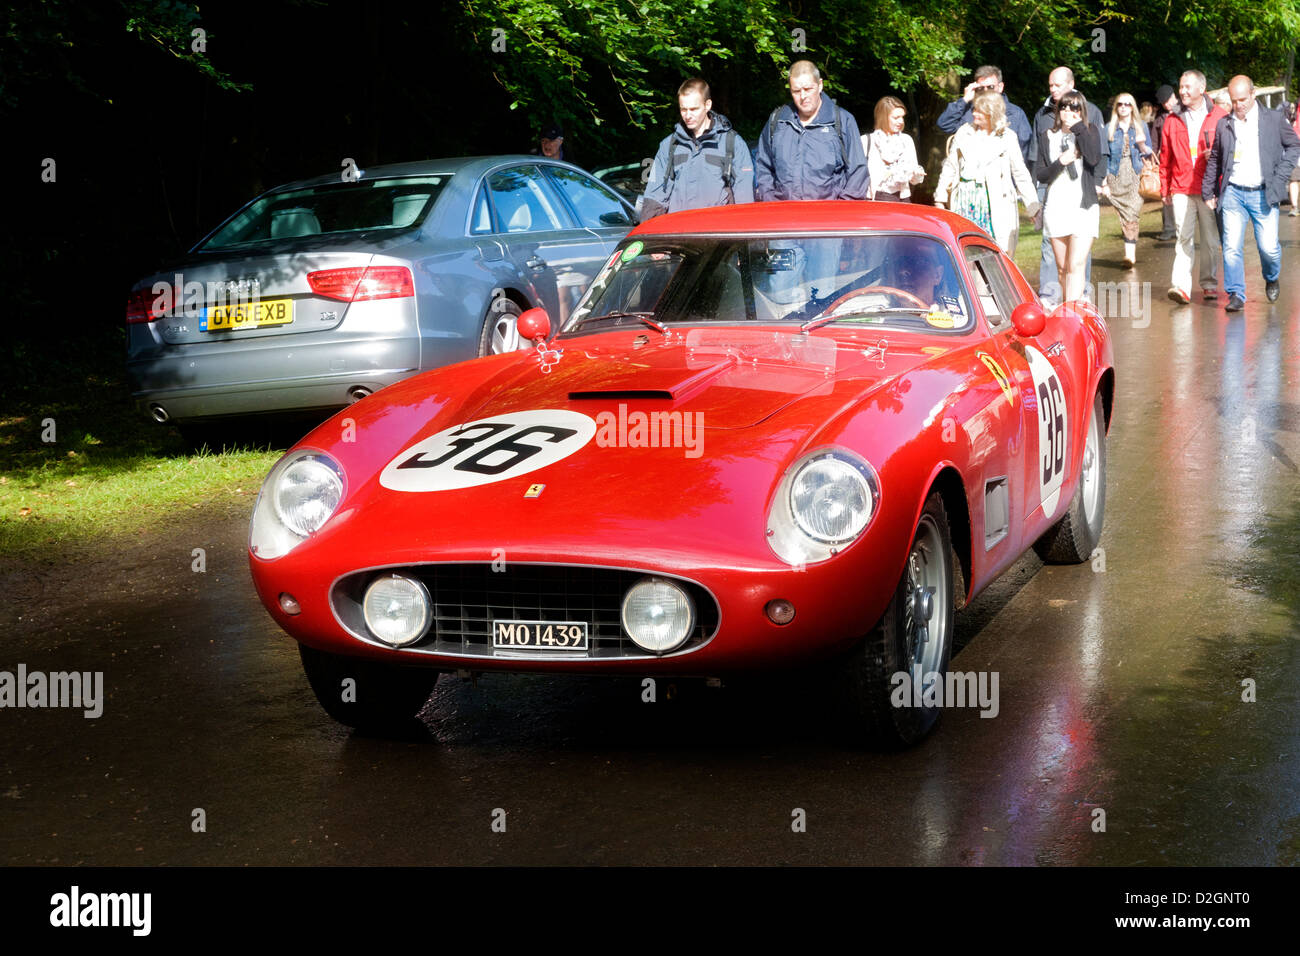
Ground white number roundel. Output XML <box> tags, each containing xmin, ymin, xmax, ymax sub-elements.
<box><xmin>1025</xmin><ymin>346</ymin><xmax>1068</xmax><ymax>520</ymax></box>
<box><xmin>380</xmin><ymin>409</ymin><xmax>597</xmax><ymax>492</ymax></box>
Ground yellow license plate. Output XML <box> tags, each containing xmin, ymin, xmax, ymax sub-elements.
<box><xmin>203</xmin><ymin>298</ymin><xmax>293</xmax><ymax>332</ymax></box>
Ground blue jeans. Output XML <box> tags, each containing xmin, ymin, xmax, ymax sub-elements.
<box><xmin>1220</xmin><ymin>184</ymin><xmax>1281</xmax><ymax>300</ymax></box>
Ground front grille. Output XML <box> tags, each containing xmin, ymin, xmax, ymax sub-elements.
<box><xmin>331</xmin><ymin>563</ymin><xmax>719</xmax><ymax>659</ymax></box>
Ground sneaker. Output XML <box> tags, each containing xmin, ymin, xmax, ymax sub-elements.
<box><xmin>1202</xmin><ymin>289</ymin><xmax>1218</xmax><ymax>301</ymax></box>
<box><xmin>1289</xmin><ymin>209</ymin><xmax>1299</xmax><ymax>217</ymax></box>
<box><xmin>1226</xmin><ymin>294</ymin><xmax>1246</xmax><ymax>312</ymax></box>
<box><xmin>1168</xmin><ymin>287</ymin><xmax>1191</xmax><ymax>304</ymax></box>
<box><xmin>1267</xmin><ymin>280</ymin><xmax>1280</xmax><ymax>302</ymax></box>
<box><xmin>1158</xmin><ymin>231</ymin><xmax>1177</xmax><ymax>240</ymax></box>
<box><xmin>1123</xmin><ymin>257</ymin><xmax>1136</xmax><ymax>269</ymax></box>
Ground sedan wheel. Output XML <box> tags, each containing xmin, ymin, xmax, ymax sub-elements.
<box><xmin>840</xmin><ymin>491</ymin><xmax>955</xmax><ymax>747</ymax></box>
<box><xmin>478</xmin><ymin>299</ymin><xmax>523</xmax><ymax>356</ymax></box>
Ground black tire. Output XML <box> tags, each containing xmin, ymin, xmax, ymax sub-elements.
<box><xmin>298</xmin><ymin>644</ymin><xmax>438</xmax><ymax>734</ymax></box>
<box><xmin>1033</xmin><ymin>390</ymin><xmax>1106</xmax><ymax>564</ymax></box>
<box><xmin>840</xmin><ymin>491</ymin><xmax>955</xmax><ymax>747</ymax></box>
<box><xmin>477</xmin><ymin>296</ymin><xmax>523</xmax><ymax>357</ymax></box>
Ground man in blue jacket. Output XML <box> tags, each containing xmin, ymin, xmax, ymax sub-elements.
<box><xmin>1203</xmin><ymin>75</ymin><xmax>1300</xmax><ymax>311</ymax></box>
<box><xmin>754</xmin><ymin>60</ymin><xmax>869</xmax><ymax>201</ymax></box>
<box><xmin>936</xmin><ymin>65</ymin><xmax>1032</xmax><ymax>161</ymax></box>
<box><xmin>642</xmin><ymin>78</ymin><xmax>754</xmax><ymax>218</ymax></box>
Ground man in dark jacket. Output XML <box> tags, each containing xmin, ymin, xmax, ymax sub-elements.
<box><xmin>754</xmin><ymin>60</ymin><xmax>869</xmax><ymax>201</ymax></box>
<box><xmin>1030</xmin><ymin>67</ymin><xmax>1109</xmax><ymax>305</ymax></box>
<box><xmin>642</xmin><ymin>78</ymin><xmax>754</xmax><ymax>218</ymax></box>
<box><xmin>1202</xmin><ymin>75</ymin><xmax>1300</xmax><ymax>310</ymax></box>
<box><xmin>937</xmin><ymin>65</ymin><xmax>1032</xmax><ymax>161</ymax></box>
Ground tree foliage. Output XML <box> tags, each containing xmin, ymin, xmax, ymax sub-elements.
<box><xmin>460</xmin><ymin>0</ymin><xmax>1300</xmax><ymax>150</ymax></box>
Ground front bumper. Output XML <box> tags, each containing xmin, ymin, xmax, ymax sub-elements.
<box><xmin>251</xmin><ymin>551</ymin><xmax>899</xmax><ymax>676</ymax></box>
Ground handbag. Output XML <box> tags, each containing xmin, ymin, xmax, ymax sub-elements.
<box><xmin>1138</xmin><ymin>157</ymin><xmax>1162</xmax><ymax>200</ymax></box>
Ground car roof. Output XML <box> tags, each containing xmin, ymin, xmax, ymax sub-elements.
<box><xmin>277</xmin><ymin>155</ymin><xmax>586</xmax><ymax>191</ymax></box>
<box><xmin>629</xmin><ymin>200</ymin><xmax>986</xmax><ymax>244</ymax></box>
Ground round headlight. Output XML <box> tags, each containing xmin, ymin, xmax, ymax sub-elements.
<box><xmin>789</xmin><ymin>455</ymin><xmax>874</xmax><ymax>544</ymax></box>
<box><xmin>273</xmin><ymin>455</ymin><xmax>344</xmax><ymax>537</ymax></box>
<box><xmin>363</xmin><ymin>575</ymin><xmax>431</xmax><ymax>647</ymax></box>
<box><xmin>621</xmin><ymin>578</ymin><xmax>694</xmax><ymax>654</ymax></box>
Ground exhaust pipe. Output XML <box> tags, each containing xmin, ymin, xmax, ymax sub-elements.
<box><xmin>347</xmin><ymin>386</ymin><xmax>372</xmax><ymax>403</ymax></box>
<box><xmin>150</xmin><ymin>403</ymin><xmax>170</xmax><ymax>423</ymax></box>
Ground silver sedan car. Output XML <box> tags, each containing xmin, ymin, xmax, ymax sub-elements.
<box><xmin>125</xmin><ymin>156</ymin><xmax>636</xmax><ymax>429</ymax></box>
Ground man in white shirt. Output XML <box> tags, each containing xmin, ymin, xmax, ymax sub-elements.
<box><xmin>1203</xmin><ymin>75</ymin><xmax>1300</xmax><ymax>310</ymax></box>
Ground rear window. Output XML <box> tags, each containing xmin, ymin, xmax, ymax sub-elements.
<box><xmin>198</xmin><ymin>175</ymin><xmax>450</xmax><ymax>250</ymax></box>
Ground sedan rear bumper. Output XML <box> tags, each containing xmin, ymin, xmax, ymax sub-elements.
<box><xmin>127</xmin><ymin>335</ymin><xmax>427</xmax><ymax>422</ymax></box>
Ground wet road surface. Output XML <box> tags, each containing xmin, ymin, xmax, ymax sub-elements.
<box><xmin>4</xmin><ymin>219</ymin><xmax>1300</xmax><ymax>866</ymax></box>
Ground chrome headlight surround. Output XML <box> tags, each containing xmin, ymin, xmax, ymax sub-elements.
<box><xmin>249</xmin><ymin>450</ymin><xmax>346</xmax><ymax>560</ymax></box>
<box><xmin>766</xmin><ymin>448</ymin><xmax>880</xmax><ymax>566</ymax></box>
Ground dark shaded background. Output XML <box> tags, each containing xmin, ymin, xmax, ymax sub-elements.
<box><xmin>2</xmin><ymin>0</ymin><xmax>1289</xmax><ymax>381</ymax></box>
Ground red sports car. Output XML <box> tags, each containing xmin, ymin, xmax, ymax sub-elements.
<box><xmin>248</xmin><ymin>201</ymin><xmax>1114</xmax><ymax>745</ymax></box>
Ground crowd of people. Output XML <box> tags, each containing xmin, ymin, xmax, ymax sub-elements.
<box><xmin>617</xmin><ymin>60</ymin><xmax>1300</xmax><ymax>312</ymax></box>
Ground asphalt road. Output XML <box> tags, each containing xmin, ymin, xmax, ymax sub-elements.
<box><xmin>3</xmin><ymin>217</ymin><xmax>1300</xmax><ymax>866</ymax></box>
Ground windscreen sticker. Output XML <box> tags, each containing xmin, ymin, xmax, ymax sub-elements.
<box><xmin>925</xmin><ymin>309</ymin><xmax>956</xmax><ymax>329</ymax></box>
<box><xmin>1025</xmin><ymin>345</ymin><xmax>1068</xmax><ymax>520</ymax></box>
<box><xmin>380</xmin><ymin>410</ymin><xmax>597</xmax><ymax>492</ymax></box>
<box><xmin>620</xmin><ymin>240</ymin><xmax>644</xmax><ymax>262</ymax></box>
<box><xmin>940</xmin><ymin>295</ymin><xmax>965</xmax><ymax>315</ymax></box>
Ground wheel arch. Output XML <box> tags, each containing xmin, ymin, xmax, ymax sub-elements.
<box><xmin>925</xmin><ymin>465</ymin><xmax>972</xmax><ymax>609</ymax></box>
<box><xmin>1096</xmin><ymin>366</ymin><xmax>1115</xmax><ymax>433</ymax></box>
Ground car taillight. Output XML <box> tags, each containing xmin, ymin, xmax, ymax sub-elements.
<box><xmin>307</xmin><ymin>266</ymin><xmax>414</xmax><ymax>302</ymax></box>
<box><xmin>125</xmin><ymin>288</ymin><xmax>160</xmax><ymax>324</ymax></box>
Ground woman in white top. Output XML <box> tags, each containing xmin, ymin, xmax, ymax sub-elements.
<box><xmin>862</xmin><ymin>96</ymin><xmax>925</xmax><ymax>201</ymax></box>
<box><xmin>1033</xmin><ymin>91</ymin><xmax>1102</xmax><ymax>304</ymax></box>
<box><xmin>933</xmin><ymin>91</ymin><xmax>1039</xmax><ymax>254</ymax></box>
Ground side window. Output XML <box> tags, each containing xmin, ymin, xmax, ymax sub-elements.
<box><xmin>486</xmin><ymin>165</ymin><xmax>567</xmax><ymax>233</ymax></box>
<box><xmin>470</xmin><ymin>185</ymin><xmax>494</xmax><ymax>235</ymax></box>
<box><xmin>544</xmin><ymin>166</ymin><xmax>633</xmax><ymax>228</ymax></box>
<box><xmin>964</xmin><ymin>246</ymin><xmax>1017</xmax><ymax>328</ymax></box>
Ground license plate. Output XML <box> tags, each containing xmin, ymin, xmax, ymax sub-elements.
<box><xmin>202</xmin><ymin>298</ymin><xmax>293</xmax><ymax>332</ymax></box>
<box><xmin>493</xmin><ymin>620</ymin><xmax>588</xmax><ymax>652</ymax></box>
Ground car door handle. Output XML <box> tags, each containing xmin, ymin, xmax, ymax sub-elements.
<box><xmin>526</xmin><ymin>256</ymin><xmax>547</xmax><ymax>271</ymax></box>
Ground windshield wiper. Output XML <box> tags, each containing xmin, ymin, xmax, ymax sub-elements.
<box><xmin>800</xmin><ymin>307</ymin><xmax>929</xmax><ymax>332</ymax></box>
<box><xmin>571</xmin><ymin>310</ymin><xmax>666</xmax><ymax>333</ymax></box>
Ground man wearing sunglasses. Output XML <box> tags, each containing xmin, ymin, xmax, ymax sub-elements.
<box><xmin>936</xmin><ymin>65</ymin><xmax>1033</xmax><ymax>162</ymax></box>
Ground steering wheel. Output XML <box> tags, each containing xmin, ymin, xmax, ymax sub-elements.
<box><xmin>822</xmin><ymin>284</ymin><xmax>928</xmax><ymax>314</ymax></box>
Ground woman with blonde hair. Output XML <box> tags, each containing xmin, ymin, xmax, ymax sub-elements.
<box><xmin>934</xmin><ymin>90</ymin><xmax>1039</xmax><ymax>253</ymax></box>
<box><xmin>863</xmin><ymin>96</ymin><xmax>925</xmax><ymax>201</ymax></box>
<box><xmin>1106</xmin><ymin>92</ymin><xmax>1155</xmax><ymax>267</ymax></box>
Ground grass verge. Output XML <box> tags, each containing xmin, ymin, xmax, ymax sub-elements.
<box><xmin>0</xmin><ymin>328</ymin><xmax>284</xmax><ymax>561</ymax></box>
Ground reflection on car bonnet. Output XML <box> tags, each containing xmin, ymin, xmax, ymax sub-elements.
<box><xmin>683</xmin><ymin>327</ymin><xmax>838</xmax><ymax>396</ymax></box>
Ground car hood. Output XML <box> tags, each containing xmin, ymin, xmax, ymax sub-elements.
<box><xmin>458</xmin><ymin>326</ymin><xmax>894</xmax><ymax>429</ymax></box>
<box><xmin>284</xmin><ymin>325</ymin><xmax>956</xmax><ymax>570</ymax></box>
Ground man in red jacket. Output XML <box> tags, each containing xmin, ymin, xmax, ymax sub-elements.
<box><xmin>1160</xmin><ymin>69</ymin><xmax>1228</xmax><ymax>304</ymax></box>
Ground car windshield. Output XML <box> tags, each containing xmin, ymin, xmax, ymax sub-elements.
<box><xmin>197</xmin><ymin>175</ymin><xmax>450</xmax><ymax>250</ymax></box>
<box><xmin>564</xmin><ymin>233</ymin><xmax>973</xmax><ymax>335</ymax></box>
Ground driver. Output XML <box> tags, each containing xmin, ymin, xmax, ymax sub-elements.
<box><xmin>889</xmin><ymin>238</ymin><xmax>946</xmax><ymax>306</ymax></box>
